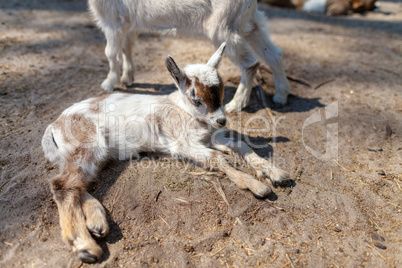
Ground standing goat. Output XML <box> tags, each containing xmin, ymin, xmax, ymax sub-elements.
<box><xmin>88</xmin><ymin>0</ymin><xmax>290</xmax><ymax>113</ymax></box>
<box><xmin>42</xmin><ymin>44</ymin><xmax>289</xmax><ymax>263</ymax></box>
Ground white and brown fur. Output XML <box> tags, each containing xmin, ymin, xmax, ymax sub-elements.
<box><xmin>88</xmin><ymin>0</ymin><xmax>291</xmax><ymax>113</ymax></box>
<box><xmin>42</xmin><ymin>44</ymin><xmax>290</xmax><ymax>263</ymax></box>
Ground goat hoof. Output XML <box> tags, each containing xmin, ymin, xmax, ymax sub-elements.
<box><xmin>88</xmin><ymin>224</ymin><xmax>109</xmax><ymax>238</ymax></box>
<box><xmin>250</xmin><ymin>181</ymin><xmax>272</xmax><ymax>198</ymax></box>
<box><xmin>224</xmin><ymin>101</ymin><xmax>242</xmax><ymax>113</ymax></box>
<box><xmin>101</xmin><ymin>79</ymin><xmax>116</xmax><ymax>92</ymax></box>
<box><xmin>253</xmin><ymin>185</ymin><xmax>272</xmax><ymax>198</ymax></box>
<box><xmin>78</xmin><ymin>250</ymin><xmax>99</xmax><ymax>263</ymax></box>
<box><xmin>269</xmin><ymin>169</ymin><xmax>290</xmax><ymax>187</ymax></box>
<box><xmin>121</xmin><ymin>75</ymin><xmax>133</xmax><ymax>86</ymax></box>
<box><xmin>85</xmin><ymin>209</ymin><xmax>109</xmax><ymax>238</ymax></box>
<box><xmin>273</xmin><ymin>94</ymin><xmax>287</xmax><ymax>105</ymax></box>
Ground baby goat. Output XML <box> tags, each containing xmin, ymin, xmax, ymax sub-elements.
<box><xmin>42</xmin><ymin>44</ymin><xmax>289</xmax><ymax>263</ymax></box>
<box><xmin>88</xmin><ymin>0</ymin><xmax>290</xmax><ymax>113</ymax></box>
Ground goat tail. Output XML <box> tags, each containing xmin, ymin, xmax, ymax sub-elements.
<box><xmin>42</xmin><ymin>124</ymin><xmax>63</xmax><ymax>166</ymax></box>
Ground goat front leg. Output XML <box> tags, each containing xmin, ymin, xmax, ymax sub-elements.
<box><xmin>225</xmin><ymin>61</ymin><xmax>260</xmax><ymax>113</ymax></box>
<box><xmin>213</xmin><ymin>132</ymin><xmax>290</xmax><ymax>187</ymax></box>
<box><xmin>185</xmin><ymin>148</ymin><xmax>271</xmax><ymax>198</ymax></box>
<box><xmin>219</xmin><ymin>34</ymin><xmax>260</xmax><ymax>113</ymax></box>
<box><xmin>101</xmin><ymin>28</ymin><xmax>126</xmax><ymax>92</ymax></box>
<box><xmin>245</xmin><ymin>12</ymin><xmax>290</xmax><ymax>105</ymax></box>
<box><xmin>121</xmin><ymin>30</ymin><xmax>138</xmax><ymax>86</ymax></box>
<box><xmin>50</xmin><ymin>166</ymin><xmax>106</xmax><ymax>263</ymax></box>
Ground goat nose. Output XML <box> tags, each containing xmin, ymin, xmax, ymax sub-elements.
<box><xmin>217</xmin><ymin>118</ymin><xmax>226</xmax><ymax>127</ymax></box>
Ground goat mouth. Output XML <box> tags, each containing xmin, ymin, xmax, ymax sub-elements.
<box><xmin>213</xmin><ymin>123</ymin><xmax>225</xmax><ymax>128</ymax></box>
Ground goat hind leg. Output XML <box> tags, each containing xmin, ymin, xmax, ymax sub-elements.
<box><xmin>245</xmin><ymin>12</ymin><xmax>290</xmax><ymax>105</ymax></box>
<box><xmin>50</xmin><ymin>170</ymin><xmax>102</xmax><ymax>263</ymax></box>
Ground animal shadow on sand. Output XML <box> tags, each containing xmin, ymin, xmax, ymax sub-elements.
<box><xmin>121</xmin><ymin>82</ymin><xmax>325</xmax><ymax>114</ymax></box>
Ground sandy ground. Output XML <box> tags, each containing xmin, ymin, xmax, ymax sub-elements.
<box><xmin>0</xmin><ymin>0</ymin><xmax>401</xmax><ymax>267</ymax></box>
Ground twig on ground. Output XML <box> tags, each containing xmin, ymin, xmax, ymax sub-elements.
<box><xmin>286</xmin><ymin>253</ymin><xmax>295</xmax><ymax>268</ymax></box>
<box><xmin>244</xmin><ymin>203</ymin><xmax>264</xmax><ymax>221</ymax></box>
<box><xmin>394</xmin><ymin>177</ymin><xmax>401</xmax><ymax>191</ymax></box>
<box><xmin>173</xmin><ymin>197</ymin><xmax>191</xmax><ymax>205</ymax></box>
<box><xmin>189</xmin><ymin>171</ymin><xmax>224</xmax><ymax>176</ymax></box>
<box><xmin>334</xmin><ymin>159</ymin><xmax>354</xmax><ymax>172</ymax></box>
<box><xmin>369</xmin><ymin>218</ymin><xmax>383</xmax><ymax>232</ymax></box>
<box><xmin>266</xmin><ymin>199</ymin><xmax>286</xmax><ymax>211</ymax></box>
<box><xmin>210</xmin><ymin>247</ymin><xmax>225</xmax><ymax>257</ymax></box>
<box><xmin>155</xmin><ymin>190</ymin><xmax>162</xmax><ymax>202</ymax></box>
<box><xmin>109</xmin><ymin>188</ymin><xmax>120</xmax><ymax>214</ymax></box>
<box><xmin>0</xmin><ymin>178</ymin><xmax>11</xmax><ymax>191</ymax></box>
<box><xmin>211</xmin><ymin>177</ymin><xmax>229</xmax><ymax>207</ymax></box>
<box><xmin>314</xmin><ymin>79</ymin><xmax>335</xmax><ymax>90</ymax></box>
<box><xmin>0</xmin><ymin>128</ymin><xmax>23</xmax><ymax>140</ymax></box>
<box><xmin>235</xmin><ymin>217</ymin><xmax>243</xmax><ymax>225</ymax></box>
<box><xmin>259</xmin><ymin>65</ymin><xmax>311</xmax><ymax>88</ymax></box>
<box><xmin>107</xmin><ymin>166</ymin><xmax>119</xmax><ymax>173</ymax></box>
<box><xmin>159</xmin><ymin>215</ymin><xmax>170</xmax><ymax>228</ymax></box>
<box><xmin>367</xmin><ymin>244</ymin><xmax>387</xmax><ymax>260</ymax></box>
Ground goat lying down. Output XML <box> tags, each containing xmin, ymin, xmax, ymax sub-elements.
<box><xmin>88</xmin><ymin>0</ymin><xmax>291</xmax><ymax>113</ymax></box>
<box><xmin>42</xmin><ymin>44</ymin><xmax>290</xmax><ymax>263</ymax></box>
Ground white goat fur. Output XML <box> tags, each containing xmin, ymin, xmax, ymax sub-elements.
<box><xmin>88</xmin><ymin>0</ymin><xmax>290</xmax><ymax>112</ymax></box>
<box><xmin>42</xmin><ymin>44</ymin><xmax>289</xmax><ymax>263</ymax></box>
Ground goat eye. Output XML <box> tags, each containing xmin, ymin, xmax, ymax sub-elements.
<box><xmin>193</xmin><ymin>99</ymin><xmax>202</xmax><ymax>107</ymax></box>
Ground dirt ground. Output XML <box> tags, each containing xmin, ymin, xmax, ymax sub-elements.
<box><xmin>0</xmin><ymin>0</ymin><xmax>401</xmax><ymax>267</ymax></box>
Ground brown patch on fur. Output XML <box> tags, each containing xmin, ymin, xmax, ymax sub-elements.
<box><xmin>194</xmin><ymin>76</ymin><xmax>224</xmax><ymax>113</ymax></box>
<box><xmin>53</xmin><ymin>114</ymin><xmax>98</xmax><ymax>173</ymax></box>
<box><xmin>52</xmin><ymin>115</ymin><xmax>66</xmax><ymax>132</ymax></box>
<box><xmin>63</xmin><ymin>114</ymin><xmax>97</xmax><ymax>144</ymax></box>
<box><xmin>50</xmin><ymin>162</ymin><xmax>90</xmax><ymax>192</ymax></box>
<box><xmin>115</xmin><ymin>93</ymin><xmax>131</xmax><ymax>102</ymax></box>
<box><xmin>89</xmin><ymin>94</ymin><xmax>110</xmax><ymax>113</ymax></box>
<box><xmin>185</xmin><ymin>74</ymin><xmax>192</xmax><ymax>90</ymax></box>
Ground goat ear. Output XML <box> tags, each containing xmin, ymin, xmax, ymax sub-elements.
<box><xmin>166</xmin><ymin>56</ymin><xmax>186</xmax><ymax>89</ymax></box>
<box><xmin>207</xmin><ymin>42</ymin><xmax>226</xmax><ymax>69</ymax></box>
